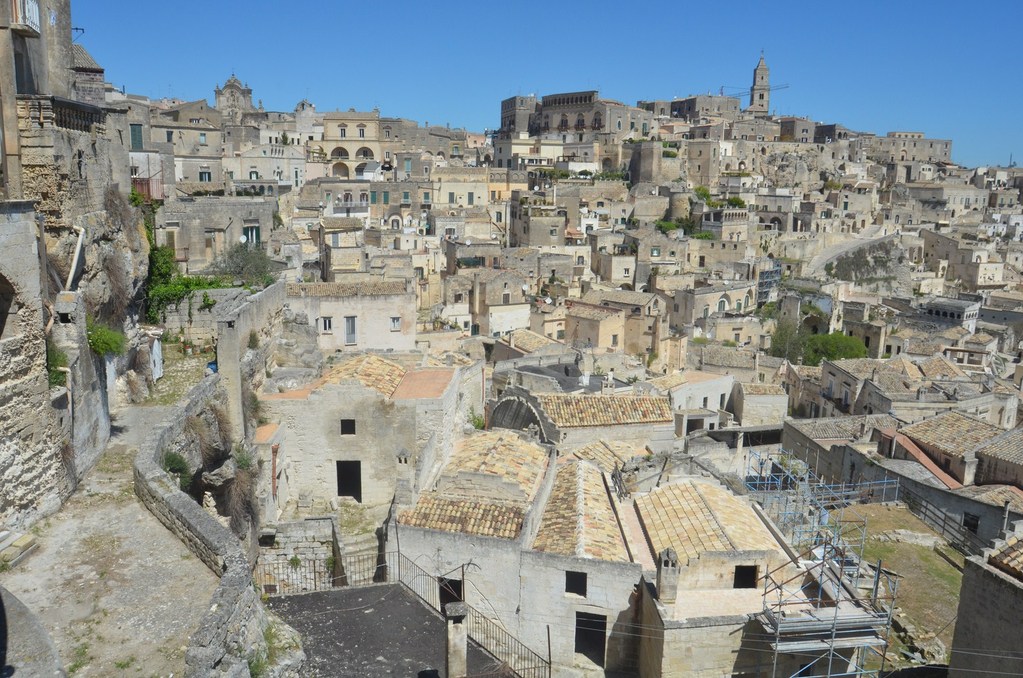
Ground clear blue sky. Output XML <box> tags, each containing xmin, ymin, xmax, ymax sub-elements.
<box><xmin>75</xmin><ymin>0</ymin><xmax>1021</xmax><ymax>168</ymax></box>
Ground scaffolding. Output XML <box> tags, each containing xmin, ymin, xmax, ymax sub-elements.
<box><xmin>744</xmin><ymin>448</ymin><xmax>901</xmax><ymax>676</ymax></box>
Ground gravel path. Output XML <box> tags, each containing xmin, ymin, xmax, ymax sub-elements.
<box><xmin>0</xmin><ymin>405</ymin><xmax>219</xmax><ymax>677</ymax></box>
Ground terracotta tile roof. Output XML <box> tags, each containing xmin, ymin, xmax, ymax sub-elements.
<box><xmin>424</xmin><ymin>352</ymin><xmax>475</xmax><ymax>367</ymax></box>
<box><xmin>899</xmin><ymin>411</ymin><xmax>1001</xmax><ymax>459</ymax></box>
<box><xmin>535</xmin><ymin>394</ymin><xmax>673</xmax><ymax>428</ymax></box>
<box><xmin>561</xmin><ymin>440</ymin><xmax>637</xmax><ymax>473</ymax></box>
<box><xmin>916</xmin><ymin>355</ymin><xmax>967</xmax><ymax>380</ymax></box>
<box><xmin>286</xmin><ymin>281</ymin><xmax>409</xmax><ymax>297</ymax></box>
<box><xmin>505</xmin><ymin>328</ymin><xmax>560</xmax><ymax>354</ymax></box>
<box><xmin>741</xmin><ymin>383</ymin><xmax>786</xmax><ymax>396</ymax></box>
<box><xmin>635</xmin><ymin>480</ymin><xmax>779</xmax><ymax>561</ymax></box>
<box><xmin>391</xmin><ymin>368</ymin><xmax>455</xmax><ymax>400</ymax></box>
<box><xmin>566</xmin><ymin>303</ymin><xmax>623</xmax><ymax>321</ymax></box>
<box><xmin>974</xmin><ymin>427</ymin><xmax>1023</xmax><ymax>466</ymax></box>
<box><xmin>532</xmin><ymin>461</ymin><xmax>629</xmax><ymax>561</ymax></box>
<box><xmin>444</xmin><ymin>430</ymin><xmax>549</xmax><ymax>501</ymax></box>
<box><xmin>955</xmin><ymin>484</ymin><xmax>1023</xmax><ymax>514</ymax></box>
<box><xmin>988</xmin><ymin>534</ymin><xmax>1023</xmax><ymax>583</ymax></box>
<box><xmin>788</xmin><ymin>414</ymin><xmax>900</xmax><ymax>441</ymax></box>
<box><xmin>398</xmin><ymin>495</ymin><xmax>524</xmax><ymax>539</ymax></box>
<box><xmin>324</xmin><ymin>354</ymin><xmax>407</xmax><ymax>397</ymax></box>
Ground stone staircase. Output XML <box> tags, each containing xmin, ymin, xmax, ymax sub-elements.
<box><xmin>0</xmin><ymin>529</ymin><xmax>38</xmax><ymax>569</ymax></box>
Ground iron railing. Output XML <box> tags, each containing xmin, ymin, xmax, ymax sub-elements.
<box><xmin>900</xmin><ymin>486</ymin><xmax>988</xmax><ymax>556</ymax></box>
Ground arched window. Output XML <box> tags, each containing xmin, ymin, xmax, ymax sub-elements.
<box><xmin>592</xmin><ymin>112</ymin><xmax>603</xmax><ymax>129</ymax></box>
<box><xmin>735</xmin><ymin>300</ymin><xmax>742</xmax><ymax>312</ymax></box>
<box><xmin>703</xmin><ymin>305</ymin><xmax>710</xmax><ymax>319</ymax></box>
<box><xmin>717</xmin><ymin>299</ymin><xmax>727</xmax><ymax>313</ymax></box>
<box><xmin>576</xmin><ymin>114</ymin><xmax>585</xmax><ymax>130</ymax></box>
<box><xmin>559</xmin><ymin>114</ymin><xmax>569</xmax><ymax>130</ymax></box>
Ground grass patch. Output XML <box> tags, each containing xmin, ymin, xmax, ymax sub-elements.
<box><xmin>854</xmin><ymin>504</ymin><xmax>961</xmax><ymax>664</ymax></box>
<box><xmin>114</xmin><ymin>655</ymin><xmax>135</xmax><ymax>669</ymax></box>
<box><xmin>67</xmin><ymin>643</ymin><xmax>91</xmax><ymax>674</ymax></box>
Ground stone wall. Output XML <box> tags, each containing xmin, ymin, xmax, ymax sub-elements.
<box><xmin>216</xmin><ymin>281</ymin><xmax>286</xmax><ymax>440</ymax></box>
<box><xmin>161</xmin><ymin>287</ymin><xmax>252</xmax><ymax>345</ymax></box>
<box><xmin>133</xmin><ymin>374</ymin><xmax>303</xmax><ymax>677</ymax></box>
<box><xmin>0</xmin><ymin>201</ymin><xmax>72</xmax><ymax>528</ymax></box>
<box><xmin>949</xmin><ymin>547</ymin><xmax>1023</xmax><ymax>677</ymax></box>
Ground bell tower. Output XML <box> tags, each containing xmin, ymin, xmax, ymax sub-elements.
<box><xmin>749</xmin><ymin>53</ymin><xmax>770</xmax><ymax>116</ymax></box>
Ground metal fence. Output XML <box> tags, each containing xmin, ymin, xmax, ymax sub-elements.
<box><xmin>900</xmin><ymin>486</ymin><xmax>988</xmax><ymax>556</ymax></box>
<box><xmin>390</xmin><ymin>552</ymin><xmax>551</xmax><ymax>678</ymax></box>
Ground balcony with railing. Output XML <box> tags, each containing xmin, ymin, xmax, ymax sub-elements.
<box><xmin>17</xmin><ymin>95</ymin><xmax>104</xmax><ymax>133</ymax></box>
<box><xmin>11</xmin><ymin>0</ymin><xmax>41</xmax><ymax>36</ymax></box>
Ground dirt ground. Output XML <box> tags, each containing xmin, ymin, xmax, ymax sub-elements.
<box><xmin>0</xmin><ymin>395</ymin><xmax>219</xmax><ymax>676</ymax></box>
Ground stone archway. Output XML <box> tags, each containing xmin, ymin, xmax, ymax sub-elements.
<box><xmin>331</xmin><ymin>162</ymin><xmax>349</xmax><ymax>178</ymax></box>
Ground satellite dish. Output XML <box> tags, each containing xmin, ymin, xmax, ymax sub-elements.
<box><xmin>465</xmin><ymin>240</ymin><xmax>472</xmax><ymax>246</ymax></box>
<box><xmin>239</xmin><ymin>235</ymin><xmax>248</xmax><ymax>243</ymax></box>
<box><xmin>545</xmin><ymin>297</ymin><xmax>553</xmax><ymax>304</ymax></box>
<box><xmin>521</xmin><ymin>284</ymin><xmax>529</xmax><ymax>291</ymax></box>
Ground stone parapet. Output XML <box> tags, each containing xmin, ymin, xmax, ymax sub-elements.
<box><xmin>133</xmin><ymin>374</ymin><xmax>303</xmax><ymax>676</ymax></box>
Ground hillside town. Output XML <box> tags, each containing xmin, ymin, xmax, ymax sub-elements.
<box><xmin>2</xmin><ymin>3</ymin><xmax>1023</xmax><ymax>678</ymax></box>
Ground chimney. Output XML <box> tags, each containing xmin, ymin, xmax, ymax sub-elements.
<box><xmin>445</xmin><ymin>602</ymin><xmax>468</xmax><ymax>678</ymax></box>
<box><xmin>656</xmin><ymin>548</ymin><xmax>680</xmax><ymax>605</ymax></box>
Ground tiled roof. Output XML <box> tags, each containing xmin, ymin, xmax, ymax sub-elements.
<box><xmin>71</xmin><ymin>44</ymin><xmax>101</xmax><ymax>71</ymax></box>
<box><xmin>917</xmin><ymin>355</ymin><xmax>967</xmax><ymax>380</ymax></box>
<box><xmin>566</xmin><ymin>303</ymin><xmax>622</xmax><ymax>321</ymax></box>
<box><xmin>635</xmin><ymin>481</ymin><xmax>779</xmax><ymax>561</ymax></box>
<box><xmin>286</xmin><ymin>281</ymin><xmax>409</xmax><ymax>297</ymax></box>
<box><xmin>505</xmin><ymin>328</ymin><xmax>560</xmax><ymax>354</ymax></box>
<box><xmin>444</xmin><ymin>431</ymin><xmax>549</xmax><ymax>501</ymax></box>
<box><xmin>398</xmin><ymin>495</ymin><xmax>524</xmax><ymax>539</ymax></box>
<box><xmin>974</xmin><ymin>428</ymin><xmax>1023</xmax><ymax>466</ymax></box>
<box><xmin>324</xmin><ymin>354</ymin><xmax>407</xmax><ymax>397</ymax></box>
<box><xmin>535</xmin><ymin>394</ymin><xmax>673</xmax><ymax>428</ymax></box>
<box><xmin>581</xmin><ymin>289</ymin><xmax>657</xmax><ymax>307</ymax></box>
<box><xmin>424</xmin><ymin>352</ymin><xmax>475</xmax><ymax>367</ymax></box>
<box><xmin>321</xmin><ymin>216</ymin><xmax>364</xmax><ymax>231</ymax></box>
<box><xmin>532</xmin><ymin>461</ymin><xmax>629</xmax><ymax>561</ymax></box>
<box><xmin>392</xmin><ymin>368</ymin><xmax>454</xmax><ymax>400</ymax></box>
<box><xmin>788</xmin><ymin>414</ymin><xmax>900</xmax><ymax>441</ymax></box>
<box><xmin>741</xmin><ymin>383</ymin><xmax>786</xmax><ymax>396</ymax></box>
<box><xmin>899</xmin><ymin>411</ymin><xmax>1001</xmax><ymax>459</ymax></box>
<box><xmin>645</xmin><ymin>371</ymin><xmax>688</xmax><ymax>391</ymax></box>
<box><xmin>955</xmin><ymin>485</ymin><xmax>1023</xmax><ymax>514</ymax></box>
<box><xmin>561</xmin><ymin>440</ymin><xmax>636</xmax><ymax>473</ymax></box>
<box><xmin>988</xmin><ymin>533</ymin><xmax>1023</xmax><ymax>583</ymax></box>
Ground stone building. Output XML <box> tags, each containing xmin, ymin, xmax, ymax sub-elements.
<box><xmin>948</xmin><ymin>521</ymin><xmax>1023</xmax><ymax>677</ymax></box>
<box><xmin>285</xmin><ymin>280</ymin><xmax>416</xmax><ymax>353</ymax></box>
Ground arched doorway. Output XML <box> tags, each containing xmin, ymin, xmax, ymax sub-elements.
<box><xmin>331</xmin><ymin>162</ymin><xmax>349</xmax><ymax>178</ymax></box>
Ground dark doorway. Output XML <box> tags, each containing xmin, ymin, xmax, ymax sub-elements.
<box><xmin>733</xmin><ymin>565</ymin><xmax>758</xmax><ymax>589</ymax></box>
<box><xmin>574</xmin><ymin>612</ymin><xmax>607</xmax><ymax>666</ymax></box>
<box><xmin>438</xmin><ymin>577</ymin><xmax>463</xmax><ymax>610</ymax></box>
<box><xmin>336</xmin><ymin>460</ymin><xmax>362</xmax><ymax>502</ymax></box>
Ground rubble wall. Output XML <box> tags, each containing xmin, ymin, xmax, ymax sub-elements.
<box><xmin>133</xmin><ymin>374</ymin><xmax>287</xmax><ymax>676</ymax></box>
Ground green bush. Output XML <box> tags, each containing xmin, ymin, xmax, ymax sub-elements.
<box><xmin>163</xmin><ymin>451</ymin><xmax>189</xmax><ymax>475</ymax></box>
<box><xmin>86</xmin><ymin>319</ymin><xmax>126</xmax><ymax>356</ymax></box>
<box><xmin>691</xmin><ymin>231</ymin><xmax>715</xmax><ymax>240</ymax></box>
<box><xmin>726</xmin><ymin>196</ymin><xmax>746</xmax><ymax>208</ymax></box>
<box><xmin>661</xmin><ymin>150</ymin><xmax>678</xmax><ymax>158</ymax></box>
<box><xmin>468</xmin><ymin>409</ymin><xmax>485</xmax><ymax>430</ymax></box>
<box><xmin>208</xmin><ymin>243</ymin><xmax>277</xmax><ymax>288</ymax></box>
<box><xmin>693</xmin><ymin>186</ymin><xmax>712</xmax><ymax>202</ymax></box>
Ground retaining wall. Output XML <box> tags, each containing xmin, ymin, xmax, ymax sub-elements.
<box><xmin>133</xmin><ymin>374</ymin><xmax>300</xmax><ymax>677</ymax></box>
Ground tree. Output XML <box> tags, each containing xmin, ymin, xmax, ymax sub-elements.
<box><xmin>768</xmin><ymin>319</ymin><xmax>805</xmax><ymax>363</ymax></box>
<box><xmin>208</xmin><ymin>243</ymin><xmax>277</xmax><ymax>287</ymax></box>
<box><xmin>726</xmin><ymin>196</ymin><xmax>747</xmax><ymax>208</ymax></box>
<box><xmin>803</xmin><ymin>332</ymin><xmax>868</xmax><ymax>366</ymax></box>
<box><xmin>280</xmin><ymin>131</ymin><xmax>290</xmax><ymax>145</ymax></box>
<box><xmin>693</xmin><ymin>186</ymin><xmax>712</xmax><ymax>202</ymax></box>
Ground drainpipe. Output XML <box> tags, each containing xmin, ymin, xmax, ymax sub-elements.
<box><xmin>65</xmin><ymin>224</ymin><xmax>86</xmax><ymax>291</ymax></box>
<box><xmin>271</xmin><ymin>443</ymin><xmax>279</xmax><ymax>501</ymax></box>
<box><xmin>43</xmin><ymin>299</ymin><xmax>56</xmax><ymax>335</ymax></box>
<box><xmin>1003</xmin><ymin>500</ymin><xmax>1011</xmax><ymax>534</ymax></box>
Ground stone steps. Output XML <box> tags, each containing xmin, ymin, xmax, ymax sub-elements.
<box><xmin>0</xmin><ymin>529</ymin><xmax>38</xmax><ymax>569</ymax></box>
